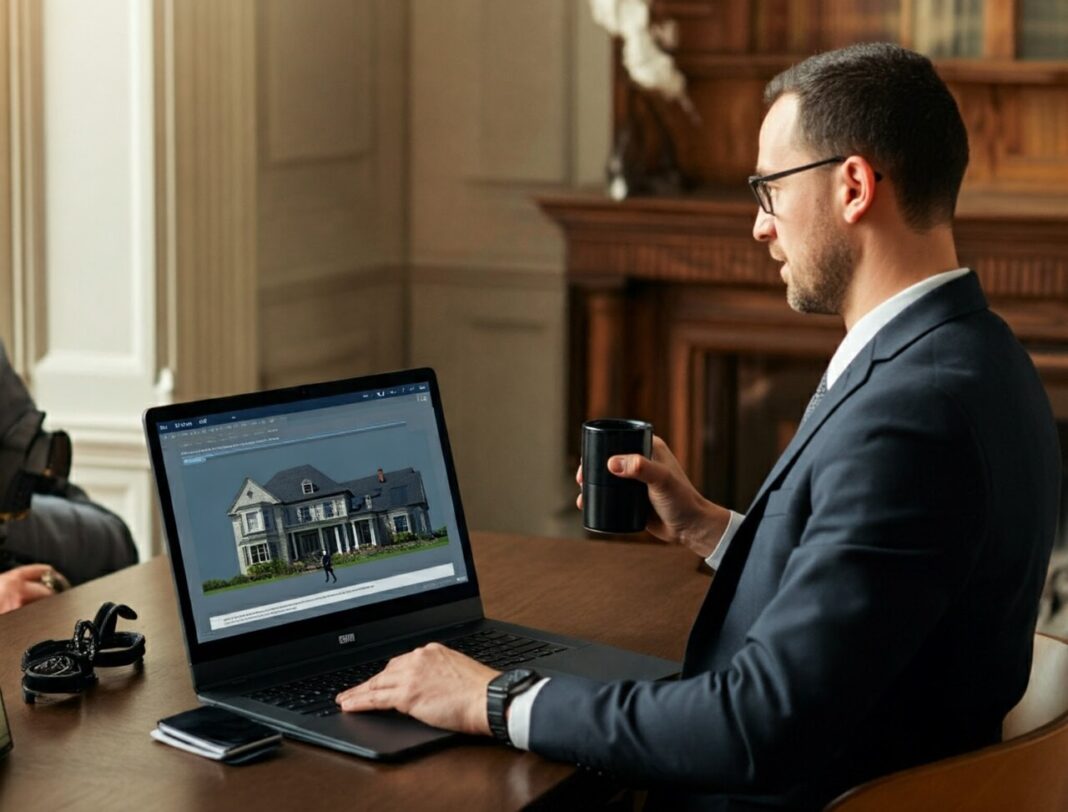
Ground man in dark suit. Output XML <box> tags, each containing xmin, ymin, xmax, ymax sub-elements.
<box><xmin>335</xmin><ymin>43</ymin><xmax>1060</xmax><ymax>810</ymax></box>
<box><xmin>322</xmin><ymin>550</ymin><xmax>337</xmax><ymax>583</ymax></box>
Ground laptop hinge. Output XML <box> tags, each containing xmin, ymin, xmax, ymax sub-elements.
<box><xmin>194</xmin><ymin>596</ymin><xmax>484</xmax><ymax>692</ymax></box>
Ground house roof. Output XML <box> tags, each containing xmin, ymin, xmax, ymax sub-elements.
<box><xmin>226</xmin><ymin>476</ymin><xmax>281</xmax><ymax>515</ymax></box>
<box><xmin>255</xmin><ymin>464</ymin><xmax>427</xmax><ymax>512</ymax></box>
<box><xmin>262</xmin><ymin>464</ymin><xmax>345</xmax><ymax>503</ymax></box>
<box><xmin>342</xmin><ymin>467</ymin><xmax>426</xmax><ymax>513</ymax></box>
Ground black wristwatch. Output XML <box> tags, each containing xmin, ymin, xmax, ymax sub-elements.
<box><xmin>487</xmin><ymin>668</ymin><xmax>540</xmax><ymax>745</ymax></box>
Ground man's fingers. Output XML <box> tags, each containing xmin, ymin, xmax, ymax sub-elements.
<box><xmin>337</xmin><ymin>675</ymin><xmax>387</xmax><ymax>706</ymax></box>
<box><xmin>336</xmin><ymin>655</ymin><xmax>411</xmax><ymax>708</ymax></box>
<box><xmin>607</xmin><ymin>453</ymin><xmax>668</xmax><ymax>487</ymax></box>
<box><xmin>338</xmin><ymin>684</ymin><xmax>394</xmax><ymax>712</ymax></box>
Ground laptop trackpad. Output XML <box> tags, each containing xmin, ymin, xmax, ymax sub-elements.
<box><xmin>318</xmin><ymin>707</ymin><xmax>453</xmax><ymax>757</ymax></box>
<box><xmin>538</xmin><ymin>644</ymin><xmax>679</xmax><ymax>681</ymax></box>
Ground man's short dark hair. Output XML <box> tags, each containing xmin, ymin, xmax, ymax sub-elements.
<box><xmin>765</xmin><ymin>42</ymin><xmax>969</xmax><ymax>231</ymax></box>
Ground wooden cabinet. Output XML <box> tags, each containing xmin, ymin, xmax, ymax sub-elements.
<box><xmin>541</xmin><ymin>1</ymin><xmax>1068</xmax><ymax>514</ymax></box>
<box><xmin>626</xmin><ymin>1</ymin><xmax>1068</xmax><ymax>191</ymax></box>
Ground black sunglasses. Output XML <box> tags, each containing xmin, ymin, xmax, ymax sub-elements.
<box><xmin>748</xmin><ymin>157</ymin><xmax>882</xmax><ymax>216</ymax></box>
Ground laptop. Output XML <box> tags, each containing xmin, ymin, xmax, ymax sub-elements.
<box><xmin>144</xmin><ymin>367</ymin><xmax>678</xmax><ymax>760</ymax></box>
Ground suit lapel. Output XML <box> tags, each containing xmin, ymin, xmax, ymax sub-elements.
<box><xmin>681</xmin><ymin>347</ymin><xmax>875</xmax><ymax>672</ymax></box>
<box><xmin>745</xmin><ymin>344</ymin><xmax>874</xmax><ymax>513</ymax></box>
<box><xmin>682</xmin><ymin>272</ymin><xmax>990</xmax><ymax>671</ymax></box>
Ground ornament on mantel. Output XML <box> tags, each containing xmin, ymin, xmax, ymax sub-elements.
<box><xmin>589</xmin><ymin>0</ymin><xmax>699</xmax><ymax>201</ymax></box>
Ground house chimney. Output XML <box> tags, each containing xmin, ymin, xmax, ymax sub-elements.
<box><xmin>377</xmin><ymin>468</ymin><xmax>385</xmax><ymax>483</ymax></box>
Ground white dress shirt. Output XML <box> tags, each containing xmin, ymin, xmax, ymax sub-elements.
<box><xmin>507</xmin><ymin>267</ymin><xmax>972</xmax><ymax>750</ymax></box>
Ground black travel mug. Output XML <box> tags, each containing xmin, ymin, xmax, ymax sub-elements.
<box><xmin>582</xmin><ymin>419</ymin><xmax>653</xmax><ymax>534</ymax></box>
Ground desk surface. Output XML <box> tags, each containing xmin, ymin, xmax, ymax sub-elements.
<box><xmin>0</xmin><ymin>532</ymin><xmax>709</xmax><ymax>810</ymax></box>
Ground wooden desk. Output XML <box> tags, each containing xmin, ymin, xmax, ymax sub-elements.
<box><xmin>0</xmin><ymin>532</ymin><xmax>709</xmax><ymax>810</ymax></box>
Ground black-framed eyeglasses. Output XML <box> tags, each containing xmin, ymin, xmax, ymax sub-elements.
<box><xmin>748</xmin><ymin>156</ymin><xmax>882</xmax><ymax>216</ymax></box>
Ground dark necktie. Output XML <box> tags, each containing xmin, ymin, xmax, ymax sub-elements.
<box><xmin>800</xmin><ymin>371</ymin><xmax>829</xmax><ymax>427</ymax></box>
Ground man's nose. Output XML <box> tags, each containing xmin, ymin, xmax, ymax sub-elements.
<box><xmin>753</xmin><ymin>207</ymin><xmax>775</xmax><ymax>242</ymax></box>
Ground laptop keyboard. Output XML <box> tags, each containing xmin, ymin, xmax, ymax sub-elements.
<box><xmin>245</xmin><ymin>629</ymin><xmax>567</xmax><ymax>717</ymax></box>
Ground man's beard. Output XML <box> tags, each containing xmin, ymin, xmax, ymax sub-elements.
<box><xmin>782</xmin><ymin>220</ymin><xmax>855</xmax><ymax>316</ymax></box>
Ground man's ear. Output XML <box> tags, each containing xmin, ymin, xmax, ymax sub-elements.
<box><xmin>839</xmin><ymin>156</ymin><xmax>878</xmax><ymax>224</ymax></box>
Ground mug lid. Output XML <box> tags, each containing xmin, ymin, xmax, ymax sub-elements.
<box><xmin>583</xmin><ymin>418</ymin><xmax>651</xmax><ymax>432</ymax></box>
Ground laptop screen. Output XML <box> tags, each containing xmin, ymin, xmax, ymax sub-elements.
<box><xmin>148</xmin><ymin>370</ymin><xmax>476</xmax><ymax>650</ymax></box>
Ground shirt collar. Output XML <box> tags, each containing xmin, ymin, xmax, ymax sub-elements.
<box><xmin>826</xmin><ymin>268</ymin><xmax>971</xmax><ymax>390</ymax></box>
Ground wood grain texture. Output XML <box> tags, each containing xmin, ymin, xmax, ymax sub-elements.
<box><xmin>983</xmin><ymin>0</ymin><xmax>1018</xmax><ymax>59</ymax></box>
<box><xmin>0</xmin><ymin>532</ymin><xmax>710</xmax><ymax>810</ymax></box>
<box><xmin>167</xmin><ymin>0</ymin><xmax>259</xmax><ymax>400</ymax></box>
<box><xmin>539</xmin><ymin>189</ymin><xmax>1068</xmax><ymax>487</ymax></box>
<box><xmin>626</xmin><ymin>4</ymin><xmax>1068</xmax><ymax>194</ymax></box>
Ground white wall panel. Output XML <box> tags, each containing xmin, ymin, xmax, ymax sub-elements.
<box><xmin>69</xmin><ymin>434</ymin><xmax>156</xmax><ymax>561</ymax></box>
<box><xmin>31</xmin><ymin>0</ymin><xmax>159</xmax><ymax>557</ymax></box>
<box><xmin>35</xmin><ymin>0</ymin><xmax>159</xmax><ymax>424</ymax></box>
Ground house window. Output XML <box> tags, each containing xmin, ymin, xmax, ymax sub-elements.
<box><xmin>364</xmin><ymin>495</ymin><xmax>373</xmax><ymax>510</ymax></box>
<box><xmin>301</xmin><ymin>479</ymin><xmax>315</xmax><ymax>495</ymax></box>
<box><xmin>393</xmin><ymin>514</ymin><xmax>409</xmax><ymax>533</ymax></box>
<box><xmin>298</xmin><ymin>506</ymin><xmax>311</xmax><ymax>523</ymax></box>
<box><xmin>248</xmin><ymin>543</ymin><xmax>271</xmax><ymax>564</ymax></box>
<box><xmin>244</xmin><ymin>512</ymin><xmax>263</xmax><ymax>534</ymax></box>
<box><xmin>355</xmin><ymin>521</ymin><xmax>374</xmax><ymax>546</ymax></box>
<box><xmin>323</xmin><ymin>501</ymin><xmax>335</xmax><ymax>518</ymax></box>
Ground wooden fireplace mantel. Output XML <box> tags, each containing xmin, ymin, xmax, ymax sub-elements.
<box><xmin>539</xmin><ymin>189</ymin><xmax>1068</xmax><ymax>486</ymax></box>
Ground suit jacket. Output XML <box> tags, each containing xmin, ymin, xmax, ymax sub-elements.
<box><xmin>528</xmin><ymin>273</ymin><xmax>1061</xmax><ymax>811</ymax></box>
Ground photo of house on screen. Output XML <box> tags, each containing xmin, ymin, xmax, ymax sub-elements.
<box><xmin>226</xmin><ymin>464</ymin><xmax>432</xmax><ymax>575</ymax></box>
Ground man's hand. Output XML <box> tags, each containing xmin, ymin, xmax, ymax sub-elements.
<box><xmin>577</xmin><ymin>434</ymin><xmax>731</xmax><ymax>558</ymax></box>
<box><xmin>335</xmin><ymin>643</ymin><xmax>500</xmax><ymax>735</ymax></box>
<box><xmin>0</xmin><ymin>564</ymin><xmax>57</xmax><ymax>613</ymax></box>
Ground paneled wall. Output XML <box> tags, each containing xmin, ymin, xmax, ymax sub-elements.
<box><xmin>408</xmin><ymin>0</ymin><xmax>610</xmax><ymax>537</ymax></box>
<box><xmin>256</xmin><ymin>0</ymin><xmax>407</xmax><ymax>389</ymax></box>
<box><xmin>28</xmin><ymin>0</ymin><xmax>159</xmax><ymax>560</ymax></box>
<box><xmin>0</xmin><ymin>1</ymin><xmax>612</xmax><ymax>560</ymax></box>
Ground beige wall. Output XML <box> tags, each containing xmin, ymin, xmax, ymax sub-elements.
<box><xmin>407</xmin><ymin>0</ymin><xmax>609</xmax><ymax>537</ymax></box>
<box><xmin>258</xmin><ymin>0</ymin><xmax>611</xmax><ymax>537</ymax></box>
<box><xmin>257</xmin><ymin>0</ymin><xmax>408</xmax><ymax>389</ymax></box>
<box><xmin>1</xmin><ymin>0</ymin><xmax>612</xmax><ymax>554</ymax></box>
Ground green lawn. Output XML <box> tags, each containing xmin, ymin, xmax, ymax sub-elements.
<box><xmin>203</xmin><ymin>537</ymin><xmax>451</xmax><ymax>595</ymax></box>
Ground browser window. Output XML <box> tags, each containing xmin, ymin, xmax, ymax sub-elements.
<box><xmin>155</xmin><ymin>383</ymin><xmax>470</xmax><ymax>643</ymax></box>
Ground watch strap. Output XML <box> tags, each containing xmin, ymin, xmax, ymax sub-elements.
<box><xmin>487</xmin><ymin>669</ymin><xmax>539</xmax><ymax>745</ymax></box>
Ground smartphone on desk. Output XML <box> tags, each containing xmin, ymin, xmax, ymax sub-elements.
<box><xmin>0</xmin><ymin>685</ymin><xmax>12</xmax><ymax>759</ymax></box>
<box><xmin>155</xmin><ymin>706</ymin><xmax>281</xmax><ymax>761</ymax></box>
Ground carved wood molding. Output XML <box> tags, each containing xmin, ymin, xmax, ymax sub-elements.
<box><xmin>541</xmin><ymin>192</ymin><xmax>776</xmax><ymax>285</ymax></box>
<box><xmin>541</xmin><ymin>190</ymin><xmax>1068</xmax><ymax>482</ymax></box>
<box><xmin>542</xmin><ymin>192</ymin><xmax>1068</xmax><ymax>316</ymax></box>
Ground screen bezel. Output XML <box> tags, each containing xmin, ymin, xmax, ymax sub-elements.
<box><xmin>143</xmin><ymin>367</ymin><xmax>483</xmax><ymax>667</ymax></box>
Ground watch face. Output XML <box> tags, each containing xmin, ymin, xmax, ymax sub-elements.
<box><xmin>490</xmin><ymin>668</ymin><xmax>537</xmax><ymax>695</ymax></box>
<box><xmin>504</xmin><ymin>668</ymin><xmax>534</xmax><ymax>688</ymax></box>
